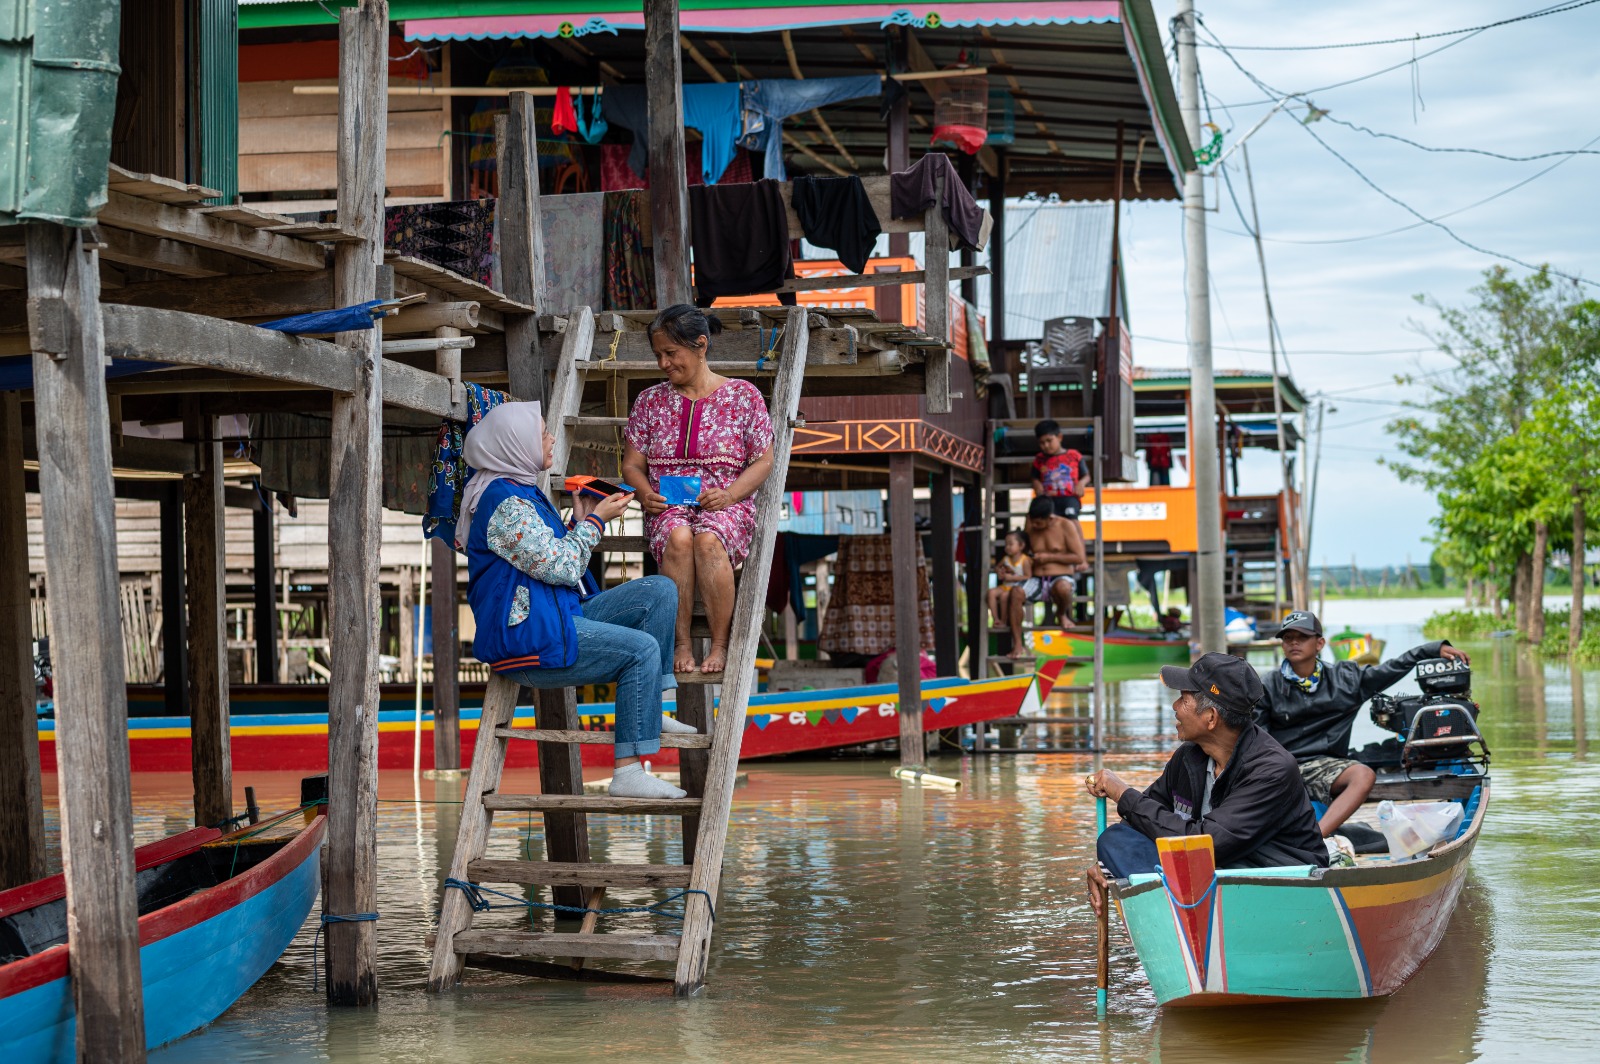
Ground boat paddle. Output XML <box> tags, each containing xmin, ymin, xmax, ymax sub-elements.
<box><xmin>1096</xmin><ymin>794</ymin><xmax>1108</xmax><ymax>1015</ymax></box>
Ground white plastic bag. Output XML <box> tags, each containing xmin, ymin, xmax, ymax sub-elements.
<box><xmin>1375</xmin><ymin>800</ymin><xmax>1465</xmax><ymax>861</ymax></box>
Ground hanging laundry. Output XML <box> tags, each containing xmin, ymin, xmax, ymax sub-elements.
<box><xmin>423</xmin><ymin>383</ymin><xmax>514</xmax><ymax>546</ymax></box>
<box><xmin>603</xmin><ymin>190</ymin><xmax>656</xmax><ymax>311</ymax></box>
<box><xmin>253</xmin><ymin>413</ymin><xmax>435</xmax><ymax>516</ymax></box>
<box><xmin>817</xmin><ymin>534</ymin><xmax>936</xmax><ymax>659</ymax></box>
<box><xmin>575</xmin><ymin>88</ymin><xmax>607</xmax><ymax>144</ymax></box>
<box><xmin>551</xmin><ymin>86</ymin><xmax>578</xmax><ymax>137</ymax></box>
<box><xmin>688</xmin><ymin>179</ymin><xmax>796</xmax><ymax>305</ymax></box>
<box><xmin>889</xmin><ymin>153</ymin><xmax>987</xmax><ymax>252</ymax></box>
<box><xmin>739</xmin><ymin>75</ymin><xmax>883</xmax><ymax>181</ymax></box>
<box><xmin>385</xmin><ymin>199</ymin><xmax>497</xmax><ymax>286</ymax></box>
<box><xmin>790</xmin><ymin>175</ymin><xmax>882</xmax><ymax>274</ymax></box>
<box><xmin>541</xmin><ymin>191</ymin><xmax>605</xmax><ymax>312</ymax></box>
<box><xmin>931</xmin><ymin>123</ymin><xmax>987</xmax><ymax>154</ymax></box>
<box><xmin>601</xmin><ymin>84</ymin><xmax>744</xmax><ymax>185</ymax></box>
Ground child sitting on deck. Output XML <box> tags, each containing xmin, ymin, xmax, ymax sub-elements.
<box><xmin>988</xmin><ymin>530</ymin><xmax>1032</xmax><ymax>628</ymax></box>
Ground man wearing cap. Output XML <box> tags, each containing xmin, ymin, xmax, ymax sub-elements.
<box><xmin>1261</xmin><ymin>611</ymin><xmax>1469</xmax><ymax>838</ymax></box>
<box><xmin>1085</xmin><ymin>653</ymin><xmax>1326</xmax><ymax>901</ymax></box>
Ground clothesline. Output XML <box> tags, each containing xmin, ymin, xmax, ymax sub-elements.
<box><xmin>290</xmin><ymin>68</ymin><xmax>988</xmax><ymax>97</ymax></box>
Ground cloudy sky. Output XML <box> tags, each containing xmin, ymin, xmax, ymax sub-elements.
<box><xmin>1116</xmin><ymin>1</ymin><xmax>1598</xmax><ymax>570</ymax></box>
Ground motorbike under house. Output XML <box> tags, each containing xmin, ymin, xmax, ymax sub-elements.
<box><xmin>1355</xmin><ymin>656</ymin><xmax>1490</xmax><ymax>778</ymax></box>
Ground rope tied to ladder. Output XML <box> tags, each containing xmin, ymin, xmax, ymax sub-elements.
<box><xmin>311</xmin><ymin>912</ymin><xmax>380</xmax><ymax>991</ymax></box>
<box><xmin>442</xmin><ymin>877</ymin><xmax>715</xmax><ymax>923</ymax></box>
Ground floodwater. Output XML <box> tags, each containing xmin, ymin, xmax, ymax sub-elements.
<box><xmin>46</xmin><ymin>599</ymin><xmax>1600</xmax><ymax>1060</ymax></box>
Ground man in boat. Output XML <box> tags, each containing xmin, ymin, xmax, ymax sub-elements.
<box><xmin>1085</xmin><ymin>653</ymin><xmax>1326</xmax><ymax>906</ymax></box>
<box><xmin>1257</xmin><ymin>610</ymin><xmax>1469</xmax><ymax>838</ymax></box>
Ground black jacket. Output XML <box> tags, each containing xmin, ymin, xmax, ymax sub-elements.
<box><xmin>1255</xmin><ymin>641</ymin><xmax>1448</xmax><ymax>760</ymax></box>
<box><xmin>1116</xmin><ymin>723</ymin><xmax>1328</xmax><ymax>869</ymax></box>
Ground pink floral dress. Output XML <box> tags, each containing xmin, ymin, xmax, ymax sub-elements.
<box><xmin>624</xmin><ymin>379</ymin><xmax>774</xmax><ymax>566</ymax></box>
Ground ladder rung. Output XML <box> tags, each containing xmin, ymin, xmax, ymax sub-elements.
<box><xmin>450</xmin><ymin>930</ymin><xmax>682</xmax><ymax>962</ymax></box>
<box><xmin>467</xmin><ymin>858</ymin><xmax>692</xmax><ymax>888</ymax></box>
<box><xmin>495</xmin><ymin>727</ymin><xmax>712</xmax><ymax>749</ymax></box>
<box><xmin>675</xmin><ymin>670</ymin><xmax>724</xmax><ymax>685</ymax></box>
<box><xmin>565</xmin><ymin>415</ymin><xmax>628</xmax><ymax>428</ymax></box>
<box><xmin>588</xmin><ymin>361</ymin><xmax>777</xmax><ymax>379</ymax></box>
<box><xmin>599</xmin><ymin>534</ymin><xmax>648</xmax><ymax>553</ymax></box>
<box><xmin>990</xmin><ymin>715</ymin><xmax>1094</xmax><ymax>725</ymax></box>
<box><xmin>1055</xmin><ymin>685</ymin><xmax>1094</xmax><ymax>694</ymax></box>
<box><xmin>482</xmin><ymin>794</ymin><xmax>702</xmax><ymax>815</ymax></box>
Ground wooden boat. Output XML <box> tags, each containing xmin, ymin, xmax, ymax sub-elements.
<box><xmin>0</xmin><ymin>797</ymin><xmax>325</xmax><ymax>1060</ymax></box>
<box><xmin>1032</xmin><ymin>628</ymin><xmax>1190</xmax><ymax>666</ymax></box>
<box><xmin>45</xmin><ymin>663</ymin><xmax>1063</xmax><ymax>773</ymax></box>
<box><xmin>1330</xmin><ymin>628</ymin><xmax>1386</xmax><ymax>665</ymax></box>
<box><xmin>1110</xmin><ymin>772</ymin><xmax>1487</xmax><ymax>1006</ymax></box>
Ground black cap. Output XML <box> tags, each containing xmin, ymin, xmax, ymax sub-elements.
<box><xmin>1159</xmin><ymin>652</ymin><xmax>1266</xmax><ymax>715</ymax></box>
<box><xmin>1279</xmin><ymin>610</ymin><xmax>1323</xmax><ymax>636</ymax></box>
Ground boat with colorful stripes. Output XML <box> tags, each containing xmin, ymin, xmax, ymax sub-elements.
<box><xmin>1032</xmin><ymin>628</ymin><xmax>1190</xmax><ymax>666</ymax></box>
<box><xmin>1111</xmin><ymin>772</ymin><xmax>1487</xmax><ymax>1006</ymax></box>
<box><xmin>0</xmin><ymin>794</ymin><xmax>325</xmax><ymax>1060</ymax></box>
<box><xmin>41</xmin><ymin>663</ymin><xmax>1063</xmax><ymax>773</ymax></box>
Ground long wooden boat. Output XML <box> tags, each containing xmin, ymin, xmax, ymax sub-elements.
<box><xmin>0</xmin><ymin>801</ymin><xmax>325</xmax><ymax>1060</ymax></box>
<box><xmin>1032</xmin><ymin>628</ymin><xmax>1190</xmax><ymax>666</ymax></box>
<box><xmin>1110</xmin><ymin>772</ymin><xmax>1487</xmax><ymax>1006</ymax></box>
<box><xmin>42</xmin><ymin>663</ymin><xmax>1063</xmax><ymax>773</ymax></box>
<box><xmin>1330</xmin><ymin>628</ymin><xmax>1386</xmax><ymax>665</ymax></box>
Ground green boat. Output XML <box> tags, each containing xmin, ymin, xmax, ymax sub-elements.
<box><xmin>1032</xmin><ymin>629</ymin><xmax>1190</xmax><ymax>666</ymax></box>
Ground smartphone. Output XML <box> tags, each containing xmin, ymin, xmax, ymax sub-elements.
<box><xmin>564</xmin><ymin>475</ymin><xmax>633</xmax><ymax>500</ymax></box>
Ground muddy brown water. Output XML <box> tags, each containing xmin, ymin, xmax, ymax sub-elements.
<box><xmin>37</xmin><ymin>599</ymin><xmax>1598</xmax><ymax>1061</ymax></box>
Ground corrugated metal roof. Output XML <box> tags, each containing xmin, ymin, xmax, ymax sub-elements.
<box><xmin>974</xmin><ymin>200</ymin><xmax>1127</xmax><ymax>342</ymax></box>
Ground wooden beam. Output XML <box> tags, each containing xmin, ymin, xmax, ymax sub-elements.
<box><xmin>496</xmin><ymin>92</ymin><xmax>546</xmax><ymax>403</ymax></box>
<box><xmin>782</xmin><ymin>31</ymin><xmax>857</xmax><ymax>167</ymax></box>
<box><xmin>929</xmin><ymin>468</ymin><xmax>958</xmax><ymax>676</ymax></box>
<box><xmin>26</xmin><ymin>223</ymin><xmax>146</xmax><ymax>1058</ymax></box>
<box><xmin>183</xmin><ymin>410</ymin><xmax>233</xmax><ymax>828</ymax></box>
<box><xmin>431</xmin><ymin>536</ymin><xmax>460</xmax><ymax>771</ymax></box>
<box><xmin>160</xmin><ymin>483</ymin><xmax>189</xmax><ymax>717</ymax></box>
<box><xmin>96</xmin><ymin>225</ymin><xmax>271</xmax><ymax>279</ymax></box>
<box><xmin>646</xmin><ymin>0</ymin><xmax>692</xmax><ymax>304</ymax></box>
<box><xmin>99</xmin><ymin>189</ymin><xmax>327</xmax><ymax>272</ymax></box>
<box><xmin>102</xmin><ymin>303</ymin><xmax>359</xmax><ymax>392</ymax></box>
<box><xmin>324</xmin><ymin>0</ymin><xmax>387</xmax><ymax>1008</ymax></box>
<box><xmin>254</xmin><ymin>498</ymin><xmax>280</xmax><ymax>683</ymax></box>
<box><xmin>924</xmin><ymin>165</ymin><xmax>951</xmax><ymax>414</ymax></box>
<box><xmin>887</xmin><ymin>28</ymin><xmax>911</xmax><ymax>258</ymax></box>
<box><xmin>889</xmin><ymin>453</ymin><xmax>922</xmax><ymax>767</ymax></box>
<box><xmin>381</xmin><ymin>300</ymin><xmax>479</xmax><ymax>336</ymax></box>
<box><xmin>0</xmin><ymin>392</ymin><xmax>44</xmax><ymax>889</ymax></box>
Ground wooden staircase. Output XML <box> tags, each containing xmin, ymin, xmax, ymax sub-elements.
<box><xmin>427</xmin><ymin>306</ymin><xmax>809</xmax><ymax>995</ymax></box>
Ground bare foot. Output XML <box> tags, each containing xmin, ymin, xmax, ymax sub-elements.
<box><xmin>700</xmin><ymin>645</ymin><xmax>728</xmax><ymax>673</ymax></box>
<box><xmin>674</xmin><ymin>649</ymin><xmax>698</xmax><ymax>674</ymax></box>
<box><xmin>1009</xmin><ymin>646</ymin><xmax>1035</xmax><ymax>660</ymax></box>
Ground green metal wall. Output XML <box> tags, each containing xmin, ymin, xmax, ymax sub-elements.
<box><xmin>195</xmin><ymin>0</ymin><xmax>238</xmax><ymax>204</ymax></box>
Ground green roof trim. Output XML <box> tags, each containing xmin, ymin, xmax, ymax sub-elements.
<box><xmin>1133</xmin><ymin>372</ymin><xmax>1308</xmax><ymax>413</ymax></box>
<box><xmin>239</xmin><ymin>0</ymin><xmax>947</xmax><ymax>31</ymax></box>
<box><xmin>0</xmin><ymin>0</ymin><xmax>122</xmax><ymax>227</ymax></box>
<box><xmin>1122</xmin><ymin>0</ymin><xmax>1194</xmax><ymax>173</ymax></box>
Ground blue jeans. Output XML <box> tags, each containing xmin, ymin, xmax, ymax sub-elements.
<box><xmin>503</xmin><ymin>575</ymin><xmax>678</xmax><ymax>759</ymax></box>
<box><xmin>1097</xmin><ymin>823</ymin><xmax>1162</xmax><ymax>880</ymax></box>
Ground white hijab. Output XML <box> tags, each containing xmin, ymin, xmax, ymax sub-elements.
<box><xmin>456</xmin><ymin>401</ymin><xmax>545</xmax><ymax>549</ymax></box>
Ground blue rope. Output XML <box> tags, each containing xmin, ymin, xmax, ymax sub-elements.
<box><xmin>1158</xmin><ymin>871</ymin><xmax>1219</xmax><ymax>911</ymax></box>
<box><xmin>311</xmin><ymin>912</ymin><xmax>380</xmax><ymax>991</ymax></box>
<box><xmin>442</xmin><ymin>877</ymin><xmax>715</xmax><ymax>923</ymax></box>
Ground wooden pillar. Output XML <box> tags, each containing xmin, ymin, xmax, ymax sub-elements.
<box><xmin>495</xmin><ymin>92</ymin><xmax>547</xmax><ymax>403</ymax></box>
<box><xmin>961</xmin><ymin>474</ymin><xmax>989</xmax><ymax>681</ymax></box>
<box><xmin>160</xmin><ymin>482</ymin><xmax>189</xmax><ymax>715</ymax></box>
<box><xmin>430</xmin><ymin>537</ymin><xmax>460</xmax><ymax>771</ymax></box>
<box><xmin>253</xmin><ymin>495</ymin><xmax>278</xmax><ymax>686</ymax></box>
<box><xmin>397</xmin><ymin>564</ymin><xmax>415</xmax><ymax>682</ymax></box>
<box><xmin>924</xmin><ymin>165</ymin><xmax>951</xmax><ymax>413</ymax></box>
<box><xmin>988</xmin><ymin>151</ymin><xmax>1007</xmax><ymax>378</ymax></box>
<box><xmin>930</xmin><ymin>467</ymin><xmax>958</xmax><ymax>676</ymax></box>
<box><xmin>324</xmin><ymin>0</ymin><xmax>388</xmax><ymax>1007</ymax></box>
<box><xmin>27</xmin><ymin>221</ymin><xmax>146</xmax><ymax>1059</ymax></box>
<box><xmin>645</xmin><ymin>0</ymin><xmax>691</xmax><ymax>303</ymax></box>
<box><xmin>890</xmin><ymin>455</ymin><xmax>922</xmax><ymax>766</ymax></box>
<box><xmin>184</xmin><ymin>409</ymin><xmax>232</xmax><ymax>827</ymax></box>
<box><xmin>958</xmin><ymin>156</ymin><xmax>978</xmax><ymax>305</ymax></box>
<box><xmin>0</xmin><ymin>392</ymin><xmax>44</xmax><ymax>888</ymax></box>
<box><xmin>887</xmin><ymin>29</ymin><xmax>911</xmax><ymax>258</ymax></box>
<box><xmin>535</xmin><ymin>688</ymin><xmax>591</xmax><ymax>910</ymax></box>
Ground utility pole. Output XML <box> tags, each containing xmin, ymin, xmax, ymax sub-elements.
<box><xmin>1177</xmin><ymin>0</ymin><xmax>1225</xmax><ymax>653</ymax></box>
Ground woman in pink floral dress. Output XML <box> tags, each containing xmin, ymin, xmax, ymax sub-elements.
<box><xmin>622</xmin><ymin>305</ymin><xmax>775</xmax><ymax>675</ymax></box>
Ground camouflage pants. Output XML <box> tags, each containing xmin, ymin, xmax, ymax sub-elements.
<box><xmin>1298</xmin><ymin>755</ymin><xmax>1357</xmax><ymax>804</ymax></box>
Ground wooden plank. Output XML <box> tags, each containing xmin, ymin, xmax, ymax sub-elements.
<box><xmin>589</xmin><ymin>327</ymin><xmax>859</xmax><ymax>365</ymax></box>
<box><xmin>253</xmin><ymin>501</ymin><xmax>280</xmax><ymax>683</ymax></box>
<box><xmin>382</xmin><ymin>301</ymin><xmax>480</xmax><ymax>336</ymax></box>
<box><xmin>98</xmin><ymin>189</ymin><xmax>326</xmax><ymax>272</ymax></box>
<box><xmin>497</xmin><ymin>92</ymin><xmax>547</xmax><ymax>403</ymax></box>
<box><xmin>675</xmin><ymin>685</ymin><xmax>711</xmax><ymax>866</ymax></box>
<box><xmin>26</xmin><ymin>222</ymin><xmax>147</xmax><ymax>1058</ymax></box>
<box><xmin>107</xmin><ymin>163</ymin><xmax>219</xmax><ymax>205</ymax></box>
<box><xmin>323</xmin><ymin>0</ymin><xmax>388</xmax><ymax>1009</ymax></box>
<box><xmin>929</xmin><ymin>468</ymin><xmax>959</xmax><ymax>676</ymax></box>
<box><xmin>533</xmin><ymin>687</ymin><xmax>592</xmax><ymax>911</ymax></box>
<box><xmin>545</xmin><ymin>306</ymin><xmax>595</xmax><ymax>484</ymax></box>
<box><xmin>481</xmin><ymin>794</ymin><xmax>702</xmax><ymax>815</ymax></box>
<box><xmin>386</xmin><ymin>254</ymin><xmax>535</xmax><ymax>314</ymax></box>
<box><xmin>240</xmin><ymin>79</ymin><xmax>446</xmax><ymax>119</ymax></box>
<box><xmin>183</xmin><ymin>411</ymin><xmax>233</xmax><ymax>828</ymax></box>
<box><xmin>450</xmin><ymin>930</ymin><xmax>681</xmax><ymax>963</ymax></box>
<box><xmin>924</xmin><ymin>166</ymin><xmax>952</xmax><ymax>414</ymax></box>
<box><xmin>673</xmin><ymin>307</ymin><xmax>809</xmax><ymax>995</ymax></box>
<box><xmin>96</xmin><ymin>225</ymin><xmax>271</xmax><ymax>279</ymax></box>
<box><xmin>495</xmin><ymin>727</ymin><xmax>711</xmax><ymax>749</ymax></box>
<box><xmin>240</xmin><ymin>108</ymin><xmax>447</xmax><ymax>155</ymax></box>
<box><xmin>381</xmin><ymin>357</ymin><xmax>460</xmax><ymax>418</ymax></box>
<box><xmin>645</xmin><ymin>0</ymin><xmax>692</xmax><ymax>304</ymax></box>
<box><xmin>101</xmin><ymin>303</ymin><xmax>358</xmax><ymax>391</ymax></box>
<box><xmin>239</xmin><ymin>148</ymin><xmax>444</xmax><ymax>196</ymax></box>
<box><xmin>0</xmin><ymin>392</ymin><xmax>44</xmax><ymax>888</ymax></box>
<box><xmin>428</xmin><ymin>675</ymin><xmax>520</xmax><ymax>992</ymax></box>
<box><xmin>890</xmin><ymin>453</ymin><xmax>922</xmax><ymax>767</ymax></box>
<box><xmin>198</xmin><ymin>205</ymin><xmax>297</xmax><ymax>229</ymax></box>
<box><xmin>431</xmin><ymin>536</ymin><xmax>461</xmax><ymax>771</ymax></box>
<box><xmin>467</xmin><ymin>859</ymin><xmax>693</xmax><ymax>889</ymax></box>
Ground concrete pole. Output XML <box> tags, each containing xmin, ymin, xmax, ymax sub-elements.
<box><xmin>1176</xmin><ymin>0</ymin><xmax>1225</xmax><ymax>653</ymax></box>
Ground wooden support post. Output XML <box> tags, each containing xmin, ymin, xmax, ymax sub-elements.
<box><xmin>930</xmin><ymin>467</ymin><xmax>958</xmax><ymax>677</ymax></box>
<box><xmin>252</xmin><ymin>494</ymin><xmax>279</xmax><ymax>688</ymax></box>
<box><xmin>496</xmin><ymin>92</ymin><xmax>547</xmax><ymax>403</ymax></box>
<box><xmin>646</xmin><ymin>0</ymin><xmax>691</xmax><ymax>303</ymax></box>
<box><xmin>965</xmin><ymin>474</ymin><xmax>991</xmax><ymax>683</ymax></box>
<box><xmin>160</xmin><ymin>482</ymin><xmax>189</xmax><ymax>716</ymax></box>
<box><xmin>324</xmin><ymin>0</ymin><xmax>388</xmax><ymax>1007</ymax></box>
<box><xmin>887</xmin><ymin>29</ymin><xmax>911</xmax><ymax>259</ymax></box>
<box><xmin>184</xmin><ymin>409</ymin><xmax>232</xmax><ymax>827</ymax></box>
<box><xmin>0</xmin><ymin>392</ymin><xmax>44</xmax><ymax>888</ymax></box>
<box><xmin>27</xmin><ymin>221</ymin><xmax>146</xmax><ymax>1060</ymax></box>
<box><xmin>890</xmin><ymin>455</ymin><xmax>922</xmax><ymax>766</ymax></box>
<box><xmin>988</xmin><ymin>151</ymin><xmax>1007</xmax><ymax>379</ymax></box>
<box><xmin>924</xmin><ymin>165</ymin><xmax>951</xmax><ymax>413</ymax></box>
<box><xmin>675</xmin><ymin>684</ymin><xmax>711</xmax><ymax>865</ymax></box>
<box><xmin>431</xmin><ymin>536</ymin><xmax>461</xmax><ymax>771</ymax></box>
<box><xmin>957</xmin><ymin>157</ymin><xmax>979</xmax><ymax>305</ymax></box>
<box><xmin>534</xmin><ymin>688</ymin><xmax>591</xmax><ymax>911</ymax></box>
<box><xmin>398</xmin><ymin>565</ymin><xmax>415</xmax><ymax>682</ymax></box>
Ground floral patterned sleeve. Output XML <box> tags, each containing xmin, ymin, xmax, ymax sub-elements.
<box><xmin>738</xmin><ymin>381</ymin><xmax>774</xmax><ymax>458</ymax></box>
<box><xmin>486</xmin><ymin>497</ymin><xmax>603</xmax><ymax>588</ymax></box>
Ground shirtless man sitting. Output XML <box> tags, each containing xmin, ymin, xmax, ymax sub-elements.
<box><xmin>1004</xmin><ymin>497</ymin><xmax>1088</xmax><ymax>655</ymax></box>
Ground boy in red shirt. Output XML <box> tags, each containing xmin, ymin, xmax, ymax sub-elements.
<box><xmin>1030</xmin><ymin>419</ymin><xmax>1091</xmax><ymax>574</ymax></box>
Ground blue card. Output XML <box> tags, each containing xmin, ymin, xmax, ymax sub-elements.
<box><xmin>659</xmin><ymin>475</ymin><xmax>702</xmax><ymax>507</ymax></box>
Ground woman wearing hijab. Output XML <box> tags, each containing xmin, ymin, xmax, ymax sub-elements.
<box><xmin>459</xmin><ymin>401</ymin><xmax>693</xmax><ymax>799</ymax></box>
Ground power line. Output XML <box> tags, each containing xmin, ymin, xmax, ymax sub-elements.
<box><xmin>1314</xmin><ymin>111</ymin><xmax>1600</xmax><ymax>162</ymax></box>
<box><xmin>1130</xmin><ymin>334</ymin><xmax>1430</xmax><ymax>356</ymax></box>
<box><xmin>1196</xmin><ymin>0</ymin><xmax>1600</xmax><ymax>52</ymax></box>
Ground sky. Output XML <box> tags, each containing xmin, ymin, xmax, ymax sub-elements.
<box><xmin>1114</xmin><ymin>0</ymin><xmax>1600</xmax><ymax>569</ymax></box>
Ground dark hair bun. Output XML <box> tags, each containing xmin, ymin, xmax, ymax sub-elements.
<box><xmin>649</xmin><ymin>304</ymin><xmax>721</xmax><ymax>346</ymax></box>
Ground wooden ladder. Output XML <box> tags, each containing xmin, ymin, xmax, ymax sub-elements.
<box><xmin>428</xmin><ymin>306</ymin><xmax>809</xmax><ymax>996</ymax></box>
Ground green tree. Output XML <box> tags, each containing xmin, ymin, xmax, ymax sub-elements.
<box><xmin>1521</xmin><ymin>379</ymin><xmax>1600</xmax><ymax>652</ymax></box>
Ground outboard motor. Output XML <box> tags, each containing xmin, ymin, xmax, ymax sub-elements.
<box><xmin>1368</xmin><ymin>656</ymin><xmax>1488</xmax><ymax>773</ymax></box>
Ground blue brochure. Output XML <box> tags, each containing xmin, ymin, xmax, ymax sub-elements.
<box><xmin>659</xmin><ymin>475</ymin><xmax>703</xmax><ymax>507</ymax></box>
